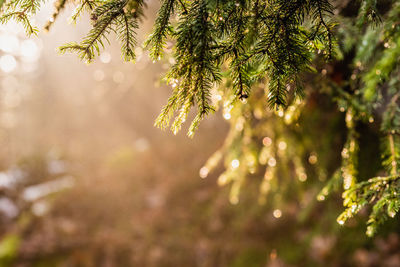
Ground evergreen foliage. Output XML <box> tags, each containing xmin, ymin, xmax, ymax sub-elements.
<box><xmin>58</xmin><ymin>0</ymin><xmax>144</xmax><ymax>62</ymax></box>
<box><xmin>1</xmin><ymin>0</ymin><xmax>400</xmax><ymax>237</ymax></box>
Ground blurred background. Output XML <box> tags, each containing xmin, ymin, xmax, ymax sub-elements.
<box><xmin>0</xmin><ymin>1</ymin><xmax>400</xmax><ymax>267</ymax></box>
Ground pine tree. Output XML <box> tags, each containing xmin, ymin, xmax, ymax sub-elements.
<box><xmin>1</xmin><ymin>0</ymin><xmax>400</xmax><ymax>236</ymax></box>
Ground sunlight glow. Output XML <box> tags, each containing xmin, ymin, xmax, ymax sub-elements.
<box><xmin>0</xmin><ymin>34</ymin><xmax>19</xmax><ymax>53</ymax></box>
<box><xmin>0</xmin><ymin>55</ymin><xmax>17</xmax><ymax>73</ymax></box>
<box><xmin>100</xmin><ymin>52</ymin><xmax>112</xmax><ymax>63</ymax></box>
<box><xmin>93</xmin><ymin>69</ymin><xmax>105</xmax><ymax>81</ymax></box>
<box><xmin>231</xmin><ymin>159</ymin><xmax>240</xmax><ymax>169</ymax></box>
<box><xmin>268</xmin><ymin>157</ymin><xmax>276</xmax><ymax>167</ymax></box>
<box><xmin>263</xmin><ymin>137</ymin><xmax>272</xmax><ymax>146</ymax></box>
<box><xmin>223</xmin><ymin>112</ymin><xmax>231</xmax><ymax>120</ymax></box>
<box><xmin>20</xmin><ymin>39</ymin><xmax>40</xmax><ymax>62</ymax></box>
<box><xmin>199</xmin><ymin>167</ymin><xmax>209</xmax><ymax>178</ymax></box>
<box><xmin>273</xmin><ymin>209</ymin><xmax>282</xmax><ymax>218</ymax></box>
<box><xmin>278</xmin><ymin>141</ymin><xmax>287</xmax><ymax>150</ymax></box>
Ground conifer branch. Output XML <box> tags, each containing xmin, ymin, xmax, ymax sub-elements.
<box><xmin>144</xmin><ymin>0</ymin><xmax>175</xmax><ymax>60</ymax></box>
<box><xmin>59</xmin><ymin>0</ymin><xmax>140</xmax><ymax>63</ymax></box>
<box><xmin>314</xmin><ymin>0</ymin><xmax>334</xmax><ymax>59</ymax></box>
<box><xmin>388</xmin><ymin>134</ymin><xmax>398</xmax><ymax>175</ymax></box>
<box><xmin>116</xmin><ymin>11</ymin><xmax>137</xmax><ymax>61</ymax></box>
<box><xmin>44</xmin><ymin>0</ymin><xmax>67</xmax><ymax>31</ymax></box>
<box><xmin>0</xmin><ymin>11</ymin><xmax>37</xmax><ymax>35</ymax></box>
<box><xmin>69</xmin><ymin>0</ymin><xmax>96</xmax><ymax>23</ymax></box>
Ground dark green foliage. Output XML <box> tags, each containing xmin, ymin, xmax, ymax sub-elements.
<box><xmin>149</xmin><ymin>0</ymin><xmax>337</xmax><ymax>131</ymax></box>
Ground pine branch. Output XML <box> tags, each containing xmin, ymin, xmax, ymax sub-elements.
<box><xmin>116</xmin><ymin>11</ymin><xmax>137</xmax><ymax>61</ymax></box>
<box><xmin>69</xmin><ymin>0</ymin><xmax>96</xmax><ymax>23</ymax></box>
<box><xmin>312</xmin><ymin>0</ymin><xmax>334</xmax><ymax>59</ymax></box>
<box><xmin>0</xmin><ymin>11</ymin><xmax>37</xmax><ymax>35</ymax></box>
<box><xmin>144</xmin><ymin>0</ymin><xmax>175</xmax><ymax>60</ymax></box>
<box><xmin>337</xmin><ymin>175</ymin><xmax>400</xmax><ymax>236</ymax></box>
<box><xmin>0</xmin><ymin>0</ymin><xmax>43</xmax><ymax>35</ymax></box>
<box><xmin>44</xmin><ymin>0</ymin><xmax>67</xmax><ymax>31</ymax></box>
<box><xmin>358</xmin><ymin>0</ymin><xmax>381</xmax><ymax>27</ymax></box>
<box><xmin>387</xmin><ymin>134</ymin><xmax>398</xmax><ymax>175</ymax></box>
<box><xmin>59</xmin><ymin>0</ymin><xmax>140</xmax><ymax>63</ymax></box>
<box><xmin>155</xmin><ymin>0</ymin><xmax>219</xmax><ymax>137</ymax></box>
